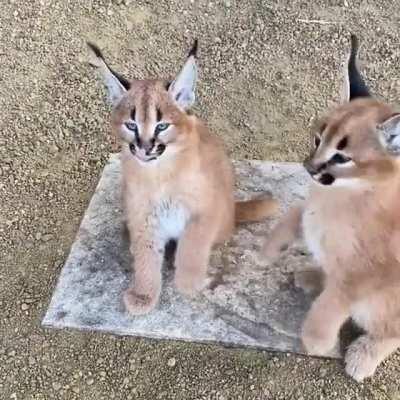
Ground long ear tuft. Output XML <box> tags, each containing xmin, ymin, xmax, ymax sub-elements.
<box><xmin>168</xmin><ymin>40</ymin><xmax>198</xmax><ymax>110</ymax></box>
<box><xmin>87</xmin><ymin>42</ymin><xmax>130</xmax><ymax>105</ymax></box>
<box><xmin>342</xmin><ymin>34</ymin><xmax>371</xmax><ymax>102</ymax></box>
<box><xmin>187</xmin><ymin>39</ymin><xmax>198</xmax><ymax>58</ymax></box>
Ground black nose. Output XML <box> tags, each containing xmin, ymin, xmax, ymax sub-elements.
<box><xmin>303</xmin><ymin>160</ymin><xmax>326</xmax><ymax>176</ymax></box>
<box><xmin>141</xmin><ymin>140</ymin><xmax>155</xmax><ymax>155</ymax></box>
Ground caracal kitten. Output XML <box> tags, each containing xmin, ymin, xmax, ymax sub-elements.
<box><xmin>88</xmin><ymin>40</ymin><xmax>277</xmax><ymax>315</ymax></box>
<box><xmin>260</xmin><ymin>35</ymin><xmax>400</xmax><ymax>381</ymax></box>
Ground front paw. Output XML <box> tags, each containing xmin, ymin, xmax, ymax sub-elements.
<box><xmin>175</xmin><ymin>274</ymin><xmax>207</xmax><ymax>297</ymax></box>
<box><xmin>302</xmin><ymin>320</ymin><xmax>338</xmax><ymax>356</ymax></box>
<box><xmin>345</xmin><ymin>336</ymin><xmax>379</xmax><ymax>382</ymax></box>
<box><xmin>123</xmin><ymin>288</ymin><xmax>157</xmax><ymax>315</ymax></box>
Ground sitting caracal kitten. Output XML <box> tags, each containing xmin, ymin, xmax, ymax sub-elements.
<box><xmin>88</xmin><ymin>40</ymin><xmax>277</xmax><ymax>315</ymax></box>
<box><xmin>260</xmin><ymin>35</ymin><xmax>400</xmax><ymax>381</ymax></box>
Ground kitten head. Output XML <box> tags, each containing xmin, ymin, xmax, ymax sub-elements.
<box><xmin>304</xmin><ymin>35</ymin><xmax>400</xmax><ymax>187</ymax></box>
<box><xmin>88</xmin><ymin>40</ymin><xmax>198</xmax><ymax>164</ymax></box>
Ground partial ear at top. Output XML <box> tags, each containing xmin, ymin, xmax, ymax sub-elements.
<box><xmin>340</xmin><ymin>34</ymin><xmax>371</xmax><ymax>103</ymax></box>
<box><xmin>87</xmin><ymin>42</ymin><xmax>130</xmax><ymax>105</ymax></box>
<box><xmin>379</xmin><ymin>113</ymin><xmax>400</xmax><ymax>154</ymax></box>
<box><xmin>168</xmin><ymin>40</ymin><xmax>198</xmax><ymax>110</ymax></box>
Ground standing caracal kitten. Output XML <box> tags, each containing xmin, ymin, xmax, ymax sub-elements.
<box><xmin>88</xmin><ymin>40</ymin><xmax>277</xmax><ymax>315</ymax></box>
<box><xmin>260</xmin><ymin>35</ymin><xmax>400</xmax><ymax>381</ymax></box>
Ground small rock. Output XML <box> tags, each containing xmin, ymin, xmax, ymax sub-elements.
<box><xmin>21</xmin><ymin>303</ymin><xmax>29</xmax><ymax>311</ymax></box>
<box><xmin>49</xmin><ymin>144</ymin><xmax>59</xmax><ymax>154</ymax></box>
<box><xmin>87</xmin><ymin>378</ymin><xmax>94</xmax><ymax>385</ymax></box>
<box><xmin>52</xmin><ymin>382</ymin><xmax>62</xmax><ymax>391</ymax></box>
<box><xmin>42</xmin><ymin>233</ymin><xmax>53</xmax><ymax>242</ymax></box>
<box><xmin>167</xmin><ymin>357</ymin><xmax>176</xmax><ymax>367</ymax></box>
<box><xmin>28</xmin><ymin>356</ymin><xmax>35</xmax><ymax>366</ymax></box>
<box><xmin>319</xmin><ymin>367</ymin><xmax>328</xmax><ymax>377</ymax></box>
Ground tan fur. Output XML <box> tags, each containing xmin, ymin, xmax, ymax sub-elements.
<box><xmin>111</xmin><ymin>80</ymin><xmax>276</xmax><ymax>315</ymax></box>
<box><xmin>261</xmin><ymin>98</ymin><xmax>400</xmax><ymax>381</ymax></box>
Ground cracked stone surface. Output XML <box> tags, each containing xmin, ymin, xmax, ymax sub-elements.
<box><xmin>43</xmin><ymin>155</ymin><xmax>348</xmax><ymax>357</ymax></box>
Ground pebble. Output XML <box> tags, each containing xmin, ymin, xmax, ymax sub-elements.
<box><xmin>167</xmin><ymin>357</ymin><xmax>176</xmax><ymax>367</ymax></box>
<box><xmin>21</xmin><ymin>303</ymin><xmax>29</xmax><ymax>311</ymax></box>
<box><xmin>52</xmin><ymin>382</ymin><xmax>62</xmax><ymax>391</ymax></box>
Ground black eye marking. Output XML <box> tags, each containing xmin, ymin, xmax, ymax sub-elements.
<box><xmin>314</xmin><ymin>136</ymin><xmax>321</xmax><ymax>147</ymax></box>
<box><xmin>129</xmin><ymin>142</ymin><xmax>136</xmax><ymax>154</ymax></box>
<box><xmin>337</xmin><ymin>136</ymin><xmax>348</xmax><ymax>150</ymax></box>
<box><xmin>330</xmin><ymin>153</ymin><xmax>352</xmax><ymax>164</ymax></box>
<box><xmin>155</xmin><ymin>123</ymin><xmax>170</xmax><ymax>135</ymax></box>
<box><xmin>165</xmin><ymin>81</ymin><xmax>172</xmax><ymax>91</ymax></box>
<box><xmin>130</xmin><ymin>108</ymin><xmax>136</xmax><ymax>121</ymax></box>
<box><xmin>156</xmin><ymin>108</ymin><xmax>162</xmax><ymax>122</ymax></box>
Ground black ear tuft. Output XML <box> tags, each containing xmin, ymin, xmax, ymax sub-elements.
<box><xmin>187</xmin><ymin>39</ymin><xmax>198</xmax><ymax>58</ymax></box>
<box><xmin>87</xmin><ymin>41</ymin><xmax>131</xmax><ymax>91</ymax></box>
<box><xmin>87</xmin><ymin>41</ymin><xmax>104</xmax><ymax>60</ymax></box>
<box><xmin>348</xmin><ymin>34</ymin><xmax>371</xmax><ymax>100</ymax></box>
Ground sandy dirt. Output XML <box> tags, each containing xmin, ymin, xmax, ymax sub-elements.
<box><xmin>1</xmin><ymin>0</ymin><xmax>400</xmax><ymax>399</ymax></box>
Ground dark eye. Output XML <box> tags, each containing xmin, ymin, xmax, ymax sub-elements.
<box><xmin>331</xmin><ymin>153</ymin><xmax>352</xmax><ymax>164</ymax></box>
<box><xmin>314</xmin><ymin>136</ymin><xmax>321</xmax><ymax>147</ymax></box>
<box><xmin>337</xmin><ymin>136</ymin><xmax>348</xmax><ymax>150</ymax></box>
<box><xmin>155</xmin><ymin>123</ymin><xmax>170</xmax><ymax>134</ymax></box>
<box><xmin>125</xmin><ymin>122</ymin><xmax>138</xmax><ymax>132</ymax></box>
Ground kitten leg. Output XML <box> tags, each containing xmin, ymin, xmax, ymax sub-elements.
<box><xmin>174</xmin><ymin>217</ymin><xmax>217</xmax><ymax>296</ymax></box>
<box><xmin>345</xmin><ymin>335</ymin><xmax>400</xmax><ymax>382</ymax></box>
<box><xmin>294</xmin><ymin>268</ymin><xmax>325</xmax><ymax>295</ymax></box>
<box><xmin>123</xmin><ymin>236</ymin><xmax>164</xmax><ymax>315</ymax></box>
<box><xmin>302</xmin><ymin>286</ymin><xmax>350</xmax><ymax>356</ymax></box>
<box><xmin>259</xmin><ymin>204</ymin><xmax>303</xmax><ymax>263</ymax></box>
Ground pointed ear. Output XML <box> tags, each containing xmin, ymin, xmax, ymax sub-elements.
<box><xmin>340</xmin><ymin>34</ymin><xmax>371</xmax><ymax>103</ymax></box>
<box><xmin>87</xmin><ymin>42</ymin><xmax>130</xmax><ymax>105</ymax></box>
<box><xmin>379</xmin><ymin>113</ymin><xmax>400</xmax><ymax>153</ymax></box>
<box><xmin>168</xmin><ymin>40</ymin><xmax>198</xmax><ymax>110</ymax></box>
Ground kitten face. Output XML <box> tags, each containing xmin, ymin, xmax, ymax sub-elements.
<box><xmin>112</xmin><ymin>80</ymin><xmax>191</xmax><ymax>164</ymax></box>
<box><xmin>304</xmin><ymin>99</ymin><xmax>396</xmax><ymax>187</ymax></box>
<box><xmin>87</xmin><ymin>40</ymin><xmax>198</xmax><ymax>165</ymax></box>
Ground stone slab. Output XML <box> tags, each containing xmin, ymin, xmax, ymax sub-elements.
<box><xmin>43</xmin><ymin>155</ymin><xmax>353</xmax><ymax>357</ymax></box>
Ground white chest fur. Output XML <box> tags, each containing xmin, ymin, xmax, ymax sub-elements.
<box><xmin>155</xmin><ymin>200</ymin><xmax>189</xmax><ymax>242</ymax></box>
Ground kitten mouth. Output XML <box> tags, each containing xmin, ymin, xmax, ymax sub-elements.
<box><xmin>135</xmin><ymin>154</ymin><xmax>157</xmax><ymax>162</ymax></box>
<box><xmin>315</xmin><ymin>173</ymin><xmax>335</xmax><ymax>186</ymax></box>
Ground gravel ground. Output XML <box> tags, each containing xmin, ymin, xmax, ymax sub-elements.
<box><xmin>1</xmin><ymin>0</ymin><xmax>400</xmax><ymax>399</ymax></box>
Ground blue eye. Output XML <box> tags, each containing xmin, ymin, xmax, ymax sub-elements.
<box><xmin>155</xmin><ymin>123</ymin><xmax>170</xmax><ymax>134</ymax></box>
<box><xmin>125</xmin><ymin>122</ymin><xmax>138</xmax><ymax>132</ymax></box>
